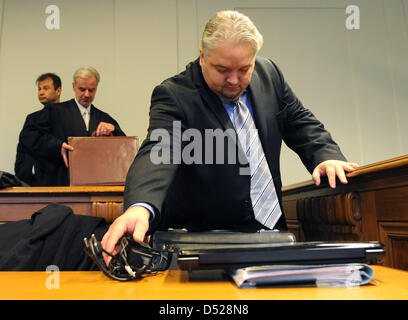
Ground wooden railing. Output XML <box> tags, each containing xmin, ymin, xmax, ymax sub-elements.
<box><xmin>282</xmin><ymin>154</ymin><xmax>408</xmax><ymax>270</ymax></box>
<box><xmin>0</xmin><ymin>186</ymin><xmax>125</xmax><ymax>223</ymax></box>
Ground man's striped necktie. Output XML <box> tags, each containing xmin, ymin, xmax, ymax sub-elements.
<box><xmin>233</xmin><ymin>99</ymin><xmax>282</xmax><ymax>229</ymax></box>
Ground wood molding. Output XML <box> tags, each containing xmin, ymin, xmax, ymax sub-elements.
<box><xmin>0</xmin><ymin>186</ymin><xmax>125</xmax><ymax>223</ymax></box>
<box><xmin>296</xmin><ymin>192</ymin><xmax>362</xmax><ymax>241</ymax></box>
<box><xmin>92</xmin><ymin>201</ymin><xmax>124</xmax><ymax>222</ymax></box>
<box><xmin>0</xmin><ymin>186</ymin><xmax>125</xmax><ymax>194</ymax></box>
<box><xmin>379</xmin><ymin>222</ymin><xmax>408</xmax><ymax>270</ymax></box>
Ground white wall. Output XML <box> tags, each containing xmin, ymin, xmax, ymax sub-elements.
<box><xmin>0</xmin><ymin>0</ymin><xmax>407</xmax><ymax>186</ymax></box>
<box><xmin>0</xmin><ymin>0</ymin><xmax>178</xmax><ymax>176</ymax></box>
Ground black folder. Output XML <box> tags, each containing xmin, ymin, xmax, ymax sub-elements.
<box><xmin>176</xmin><ymin>241</ymin><xmax>384</xmax><ymax>271</ymax></box>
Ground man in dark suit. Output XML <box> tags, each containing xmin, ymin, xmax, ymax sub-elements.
<box><xmin>102</xmin><ymin>11</ymin><xmax>358</xmax><ymax>261</ymax></box>
<box><xmin>15</xmin><ymin>73</ymin><xmax>62</xmax><ymax>185</ymax></box>
<box><xmin>20</xmin><ymin>67</ymin><xmax>125</xmax><ymax>186</ymax></box>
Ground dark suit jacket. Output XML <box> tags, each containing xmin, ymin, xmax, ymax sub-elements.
<box><xmin>19</xmin><ymin>99</ymin><xmax>126</xmax><ymax>186</ymax></box>
<box><xmin>125</xmin><ymin>57</ymin><xmax>346</xmax><ymax>232</ymax></box>
<box><xmin>15</xmin><ymin>110</ymin><xmax>42</xmax><ymax>185</ymax></box>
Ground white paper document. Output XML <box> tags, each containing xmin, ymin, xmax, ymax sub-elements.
<box><xmin>230</xmin><ymin>264</ymin><xmax>374</xmax><ymax>288</ymax></box>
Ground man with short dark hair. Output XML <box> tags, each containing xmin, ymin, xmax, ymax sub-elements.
<box><xmin>15</xmin><ymin>73</ymin><xmax>62</xmax><ymax>185</ymax></box>
<box><xmin>36</xmin><ymin>73</ymin><xmax>62</xmax><ymax>105</ymax></box>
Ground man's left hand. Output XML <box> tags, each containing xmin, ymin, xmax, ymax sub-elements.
<box><xmin>61</xmin><ymin>142</ymin><xmax>74</xmax><ymax>168</ymax></box>
<box><xmin>95</xmin><ymin>122</ymin><xmax>115</xmax><ymax>136</ymax></box>
<box><xmin>312</xmin><ymin>160</ymin><xmax>359</xmax><ymax>188</ymax></box>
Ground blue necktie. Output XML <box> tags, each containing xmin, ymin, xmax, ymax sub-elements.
<box><xmin>233</xmin><ymin>99</ymin><xmax>282</xmax><ymax>229</ymax></box>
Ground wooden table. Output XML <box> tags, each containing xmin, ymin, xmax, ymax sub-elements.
<box><xmin>1</xmin><ymin>266</ymin><xmax>407</xmax><ymax>300</ymax></box>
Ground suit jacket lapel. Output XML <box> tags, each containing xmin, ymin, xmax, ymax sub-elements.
<box><xmin>68</xmin><ymin>99</ymin><xmax>88</xmax><ymax>136</ymax></box>
<box><xmin>198</xmin><ymin>87</ymin><xmax>235</xmax><ymax>131</ymax></box>
<box><xmin>248</xmin><ymin>72</ymin><xmax>269</xmax><ymax>145</ymax></box>
<box><xmin>88</xmin><ymin>105</ymin><xmax>98</xmax><ymax>134</ymax></box>
<box><xmin>247</xmin><ymin>70</ymin><xmax>277</xmax><ymax>169</ymax></box>
<box><xmin>247</xmin><ymin>67</ymin><xmax>282</xmax><ymax>175</ymax></box>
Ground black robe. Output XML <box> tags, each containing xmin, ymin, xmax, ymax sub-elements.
<box><xmin>0</xmin><ymin>203</ymin><xmax>108</xmax><ymax>271</ymax></box>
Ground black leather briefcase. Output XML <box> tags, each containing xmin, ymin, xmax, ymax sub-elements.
<box><xmin>149</xmin><ymin>229</ymin><xmax>384</xmax><ymax>272</ymax></box>
<box><xmin>150</xmin><ymin>229</ymin><xmax>296</xmax><ymax>270</ymax></box>
<box><xmin>150</xmin><ymin>229</ymin><xmax>296</xmax><ymax>250</ymax></box>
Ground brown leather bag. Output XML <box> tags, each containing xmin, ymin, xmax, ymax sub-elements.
<box><xmin>67</xmin><ymin>136</ymin><xmax>139</xmax><ymax>186</ymax></box>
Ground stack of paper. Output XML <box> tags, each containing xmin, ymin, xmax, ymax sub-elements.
<box><xmin>230</xmin><ymin>264</ymin><xmax>374</xmax><ymax>288</ymax></box>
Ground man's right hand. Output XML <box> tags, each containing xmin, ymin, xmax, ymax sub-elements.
<box><xmin>61</xmin><ymin>142</ymin><xmax>74</xmax><ymax>168</ymax></box>
<box><xmin>101</xmin><ymin>206</ymin><xmax>150</xmax><ymax>266</ymax></box>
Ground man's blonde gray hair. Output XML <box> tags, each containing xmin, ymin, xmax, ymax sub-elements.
<box><xmin>73</xmin><ymin>66</ymin><xmax>100</xmax><ymax>83</ymax></box>
<box><xmin>200</xmin><ymin>10</ymin><xmax>263</xmax><ymax>58</ymax></box>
